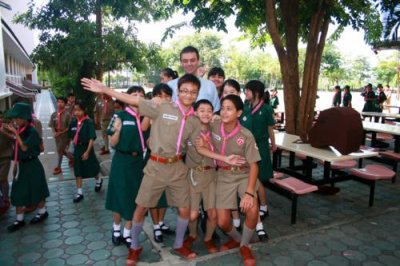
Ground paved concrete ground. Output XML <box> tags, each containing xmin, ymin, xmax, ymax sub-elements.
<box><xmin>0</xmin><ymin>90</ymin><xmax>399</xmax><ymax>265</ymax></box>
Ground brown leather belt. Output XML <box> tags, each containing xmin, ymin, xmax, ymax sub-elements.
<box><xmin>150</xmin><ymin>154</ymin><xmax>183</xmax><ymax>164</ymax></box>
<box><xmin>219</xmin><ymin>166</ymin><xmax>248</xmax><ymax>173</ymax></box>
<box><xmin>191</xmin><ymin>165</ymin><xmax>214</xmax><ymax>172</ymax></box>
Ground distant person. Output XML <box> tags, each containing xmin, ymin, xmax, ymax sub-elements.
<box><xmin>168</xmin><ymin>46</ymin><xmax>220</xmax><ymax>112</ymax></box>
<box><xmin>361</xmin><ymin>83</ymin><xmax>376</xmax><ymax>112</ymax></box>
<box><xmin>342</xmin><ymin>85</ymin><xmax>352</xmax><ymax>108</ymax></box>
<box><xmin>66</xmin><ymin>92</ymin><xmax>76</xmax><ymax>115</ymax></box>
<box><xmin>160</xmin><ymin>68</ymin><xmax>179</xmax><ymax>83</ymax></box>
<box><xmin>0</xmin><ymin>111</ymin><xmax>13</xmax><ymax>216</ymax></box>
<box><xmin>383</xmin><ymin>84</ymin><xmax>392</xmax><ymax>113</ymax></box>
<box><xmin>113</xmin><ymin>99</ymin><xmax>125</xmax><ymax>112</ymax></box>
<box><xmin>332</xmin><ymin>85</ymin><xmax>342</xmax><ymax>107</ymax></box>
<box><xmin>270</xmin><ymin>88</ymin><xmax>280</xmax><ymax>111</ymax></box>
<box><xmin>99</xmin><ymin>94</ymin><xmax>114</xmax><ymax>155</ymax></box>
<box><xmin>376</xmin><ymin>84</ymin><xmax>387</xmax><ymax>113</ymax></box>
<box><xmin>207</xmin><ymin>67</ymin><xmax>225</xmax><ymax>98</ymax></box>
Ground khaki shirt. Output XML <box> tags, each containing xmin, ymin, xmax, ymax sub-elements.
<box><xmin>33</xmin><ymin>118</ymin><xmax>43</xmax><ymax>140</ymax></box>
<box><xmin>100</xmin><ymin>98</ymin><xmax>114</xmax><ymax>121</ymax></box>
<box><xmin>210</xmin><ymin>120</ymin><xmax>261</xmax><ymax>167</ymax></box>
<box><xmin>185</xmin><ymin>129</ymin><xmax>215</xmax><ymax>168</ymax></box>
<box><xmin>48</xmin><ymin>110</ymin><xmax>71</xmax><ymax>134</ymax></box>
<box><xmin>138</xmin><ymin>99</ymin><xmax>201</xmax><ymax>157</ymax></box>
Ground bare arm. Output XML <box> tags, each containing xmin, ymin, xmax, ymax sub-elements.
<box><xmin>82</xmin><ymin>139</ymin><xmax>94</xmax><ymax>160</ymax></box>
<box><xmin>240</xmin><ymin>162</ymin><xmax>258</xmax><ymax>212</ymax></box>
<box><xmin>141</xmin><ymin>117</ymin><xmax>151</xmax><ymax>131</ymax></box>
<box><xmin>81</xmin><ymin>78</ymin><xmax>141</xmax><ymax>107</ymax></box>
<box><xmin>268</xmin><ymin>125</ymin><xmax>277</xmax><ymax>152</ymax></box>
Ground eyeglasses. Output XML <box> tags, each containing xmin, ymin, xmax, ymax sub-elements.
<box><xmin>179</xmin><ymin>89</ymin><xmax>198</xmax><ymax>96</ymax></box>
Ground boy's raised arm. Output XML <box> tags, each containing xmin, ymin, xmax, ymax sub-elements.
<box><xmin>81</xmin><ymin>78</ymin><xmax>140</xmax><ymax>107</ymax></box>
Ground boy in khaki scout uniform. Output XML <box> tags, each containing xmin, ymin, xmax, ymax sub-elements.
<box><xmin>81</xmin><ymin>74</ymin><xmax>244</xmax><ymax>266</ymax></box>
<box><xmin>49</xmin><ymin>97</ymin><xmax>73</xmax><ymax>175</ymax></box>
<box><xmin>0</xmin><ymin>112</ymin><xmax>13</xmax><ymax>215</ymax></box>
<box><xmin>183</xmin><ymin>99</ymin><xmax>218</xmax><ymax>254</ymax></box>
<box><xmin>198</xmin><ymin>95</ymin><xmax>261</xmax><ymax>266</ymax></box>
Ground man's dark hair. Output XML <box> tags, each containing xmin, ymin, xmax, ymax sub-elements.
<box><xmin>57</xmin><ymin>97</ymin><xmax>67</xmax><ymax>104</ymax></box>
<box><xmin>177</xmin><ymin>74</ymin><xmax>201</xmax><ymax>91</ymax></box>
<box><xmin>180</xmin><ymin>46</ymin><xmax>200</xmax><ymax>61</ymax></box>
<box><xmin>207</xmin><ymin>67</ymin><xmax>225</xmax><ymax>79</ymax></box>
<box><xmin>194</xmin><ymin>99</ymin><xmax>214</xmax><ymax>112</ymax></box>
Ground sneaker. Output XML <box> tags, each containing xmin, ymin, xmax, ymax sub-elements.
<box><xmin>220</xmin><ymin>237</ymin><xmax>240</xmax><ymax>251</ymax></box>
<box><xmin>204</xmin><ymin>239</ymin><xmax>218</xmax><ymax>254</ymax></box>
<box><xmin>30</xmin><ymin>211</ymin><xmax>49</xmax><ymax>224</ymax></box>
<box><xmin>53</xmin><ymin>167</ymin><xmax>62</xmax><ymax>175</ymax></box>
<box><xmin>173</xmin><ymin>246</ymin><xmax>197</xmax><ymax>259</ymax></box>
<box><xmin>95</xmin><ymin>179</ymin><xmax>103</xmax><ymax>192</ymax></box>
<box><xmin>73</xmin><ymin>194</ymin><xmax>84</xmax><ymax>203</ymax></box>
<box><xmin>126</xmin><ymin>247</ymin><xmax>143</xmax><ymax>266</ymax></box>
<box><xmin>7</xmin><ymin>220</ymin><xmax>25</xmax><ymax>232</ymax></box>
<box><xmin>257</xmin><ymin>229</ymin><xmax>269</xmax><ymax>242</ymax></box>
<box><xmin>239</xmin><ymin>246</ymin><xmax>256</xmax><ymax>266</ymax></box>
<box><xmin>183</xmin><ymin>236</ymin><xmax>197</xmax><ymax>248</ymax></box>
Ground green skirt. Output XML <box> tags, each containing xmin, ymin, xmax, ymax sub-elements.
<box><xmin>106</xmin><ymin>151</ymin><xmax>144</xmax><ymax>220</ymax></box>
<box><xmin>74</xmin><ymin>145</ymin><xmax>100</xmax><ymax>178</ymax></box>
<box><xmin>11</xmin><ymin>158</ymin><xmax>50</xmax><ymax>206</ymax></box>
<box><xmin>257</xmin><ymin>139</ymin><xmax>273</xmax><ymax>183</ymax></box>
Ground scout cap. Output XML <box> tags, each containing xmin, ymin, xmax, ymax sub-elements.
<box><xmin>7</xmin><ymin>102</ymin><xmax>32</xmax><ymax>120</ymax></box>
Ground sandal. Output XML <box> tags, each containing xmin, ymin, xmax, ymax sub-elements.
<box><xmin>173</xmin><ymin>246</ymin><xmax>197</xmax><ymax>259</ymax></box>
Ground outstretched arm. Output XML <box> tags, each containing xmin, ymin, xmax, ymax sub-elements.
<box><xmin>81</xmin><ymin>78</ymin><xmax>140</xmax><ymax>107</ymax></box>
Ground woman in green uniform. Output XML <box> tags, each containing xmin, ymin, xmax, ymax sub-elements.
<box><xmin>243</xmin><ymin>80</ymin><xmax>276</xmax><ymax>240</ymax></box>
<box><xmin>342</xmin><ymin>85</ymin><xmax>352</xmax><ymax>108</ymax></box>
<box><xmin>68</xmin><ymin>100</ymin><xmax>101</xmax><ymax>203</ymax></box>
<box><xmin>6</xmin><ymin>103</ymin><xmax>50</xmax><ymax>232</ymax></box>
<box><xmin>106</xmin><ymin>86</ymin><xmax>146</xmax><ymax>248</ymax></box>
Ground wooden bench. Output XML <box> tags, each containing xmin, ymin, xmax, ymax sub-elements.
<box><xmin>350</xmin><ymin>165</ymin><xmax>395</xmax><ymax>206</ymax></box>
<box><xmin>379</xmin><ymin>151</ymin><xmax>400</xmax><ymax>183</ymax></box>
<box><xmin>267</xmin><ymin>174</ymin><xmax>318</xmax><ymax>224</ymax></box>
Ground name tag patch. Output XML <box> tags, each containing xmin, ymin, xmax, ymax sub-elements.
<box><xmin>162</xmin><ymin>114</ymin><xmax>178</xmax><ymax>121</ymax></box>
<box><xmin>212</xmin><ymin>133</ymin><xmax>221</xmax><ymax>141</ymax></box>
<box><xmin>71</xmin><ymin>127</ymin><xmax>77</xmax><ymax>131</ymax></box>
<box><xmin>123</xmin><ymin>121</ymin><xmax>136</xmax><ymax>126</ymax></box>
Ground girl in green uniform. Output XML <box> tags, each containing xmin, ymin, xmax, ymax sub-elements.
<box><xmin>6</xmin><ymin>103</ymin><xmax>50</xmax><ymax>232</ymax></box>
<box><xmin>342</xmin><ymin>85</ymin><xmax>352</xmax><ymax>108</ymax></box>
<box><xmin>106</xmin><ymin>86</ymin><xmax>146</xmax><ymax>247</ymax></box>
<box><xmin>243</xmin><ymin>80</ymin><xmax>276</xmax><ymax>239</ymax></box>
<box><xmin>68</xmin><ymin>101</ymin><xmax>101</xmax><ymax>203</ymax></box>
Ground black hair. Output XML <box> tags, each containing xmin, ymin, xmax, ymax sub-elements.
<box><xmin>152</xmin><ymin>83</ymin><xmax>173</xmax><ymax>97</ymax></box>
<box><xmin>161</xmin><ymin>68</ymin><xmax>179</xmax><ymax>80</ymax></box>
<box><xmin>334</xmin><ymin>85</ymin><xmax>341</xmax><ymax>90</ymax></box>
<box><xmin>194</xmin><ymin>99</ymin><xmax>214</xmax><ymax>112</ymax></box>
<box><xmin>114</xmin><ymin>100</ymin><xmax>125</xmax><ymax>108</ymax></box>
<box><xmin>56</xmin><ymin>97</ymin><xmax>67</xmax><ymax>104</ymax></box>
<box><xmin>180</xmin><ymin>46</ymin><xmax>200</xmax><ymax>61</ymax></box>
<box><xmin>221</xmin><ymin>94</ymin><xmax>244</xmax><ymax>111</ymax></box>
<box><xmin>207</xmin><ymin>67</ymin><xmax>225</xmax><ymax>79</ymax></box>
<box><xmin>222</xmin><ymin>79</ymin><xmax>241</xmax><ymax>93</ymax></box>
<box><xmin>67</xmin><ymin>92</ymin><xmax>75</xmax><ymax>97</ymax></box>
<box><xmin>74</xmin><ymin>100</ymin><xmax>87</xmax><ymax>113</ymax></box>
<box><xmin>127</xmin><ymin>85</ymin><xmax>145</xmax><ymax>95</ymax></box>
<box><xmin>264</xmin><ymin>89</ymin><xmax>270</xmax><ymax>105</ymax></box>
<box><xmin>177</xmin><ymin>74</ymin><xmax>201</xmax><ymax>91</ymax></box>
<box><xmin>245</xmin><ymin>80</ymin><xmax>265</xmax><ymax>101</ymax></box>
<box><xmin>344</xmin><ymin>85</ymin><xmax>350</xmax><ymax>91</ymax></box>
<box><xmin>377</xmin><ymin>83</ymin><xmax>383</xmax><ymax>88</ymax></box>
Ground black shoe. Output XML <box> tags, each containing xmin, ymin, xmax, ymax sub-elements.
<box><xmin>30</xmin><ymin>211</ymin><xmax>49</xmax><ymax>224</ymax></box>
<box><xmin>73</xmin><ymin>194</ymin><xmax>84</xmax><ymax>203</ymax></box>
<box><xmin>259</xmin><ymin>209</ymin><xmax>269</xmax><ymax>221</ymax></box>
<box><xmin>153</xmin><ymin>228</ymin><xmax>163</xmax><ymax>243</ymax></box>
<box><xmin>95</xmin><ymin>179</ymin><xmax>103</xmax><ymax>192</ymax></box>
<box><xmin>8</xmin><ymin>220</ymin><xmax>25</xmax><ymax>232</ymax></box>
<box><xmin>123</xmin><ymin>236</ymin><xmax>132</xmax><ymax>248</ymax></box>
<box><xmin>235</xmin><ymin>224</ymin><xmax>242</xmax><ymax>233</ymax></box>
<box><xmin>112</xmin><ymin>230</ymin><xmax>122</xmax><ymax>246</ymax></box>
<box><xmin>212</xmin><ymin>231</ymin><xmax>220</xmax><ymax>242</ymax></box>
<box><xmin>257</xmin><ymin>229</ymin><xmax>269</xmax><ymax>242</ymax></box>
<box><xmin>160</xmin><ymin>223</ymin><xmax>175</xmax><ymax>235</ymax></box>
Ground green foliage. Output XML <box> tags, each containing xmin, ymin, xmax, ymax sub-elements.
<box><xmin>320</xmin><ymin>44</ymin><xmax>348</xmax><ymax>86</ymax></box>
<box><xmin>374</xmin><ymin>59</ymin><xmax>398</xmax><ymax>84</ymax></box>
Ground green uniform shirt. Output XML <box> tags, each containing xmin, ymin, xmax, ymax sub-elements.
<box><xmin>342</xmin><ymin>92</ymin><xmax>352</xmax><ymax>107</ymax></box>
<box><xmin>242</xmin><ymin>103</ymin><xmax>275</xmax><ymax>142</ymax></box>
<box><xmin>270</xmin><ymin>96</ymin><xmax>279</xmax><ymax>109</ymax></box>
<box><xmin>17</xmin><ymin>126</ymin><xmax>42</xmax><ymax>160</ymax></box>
<box><xmin>68</xmin><ymin>117</ymin><xmax>97</xmax><ymax>144</ymax></box>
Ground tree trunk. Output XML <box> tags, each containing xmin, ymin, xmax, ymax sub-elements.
<box><xmin>95</xmin><ymin>0</ymin><xmax>103</xmax><ymax>81</ymax></box>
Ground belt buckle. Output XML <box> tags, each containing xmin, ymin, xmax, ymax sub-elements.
<box><xmin>167</xmin><ymin>157</ymin><xmax>174</xmax><ymax>164</ymax></box>
<box><xmin>196</xmin><ymin>166</ymin><xmax>204</xmax><ymax>172</ymax></box>
<box><xmin>231</xmin><ymin>166</ymin><xmax>240</xmax><ymax>174</ymax></box>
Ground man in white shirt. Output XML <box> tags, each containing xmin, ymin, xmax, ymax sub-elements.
<box><xmin>168</xmin><ymin>46</ymin><xmax>221</xmax><ymax>112</ymax></box>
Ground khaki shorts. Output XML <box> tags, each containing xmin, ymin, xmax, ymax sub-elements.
<box><xmin>215</xmin><ymin>170</ymin><xmax>259</xmax><ymax>210</ymax></box>
<box><xmin>101</xmin><ymin>119</ymin><xmax>111</xmax><ymax>134</ymax></box>
<box><xmin>55</xmin><ymin>134</ymin><xmax>69</xmax><ymax>153</ymax></box>
<box><xmin>188</xmin><ymin>168</ymin><xmax>217</xmax><ymax>211</ymax></box>
<box><xmin>135</xmin><ymin>160</ymin><xmax>190</xmax><ymax>208</ymax></box>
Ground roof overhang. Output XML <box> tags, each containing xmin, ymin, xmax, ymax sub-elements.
<box><xmin>2</xmin><ymin>19</ymin><xmax>35</xmax><ymax>68</ymax></box>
